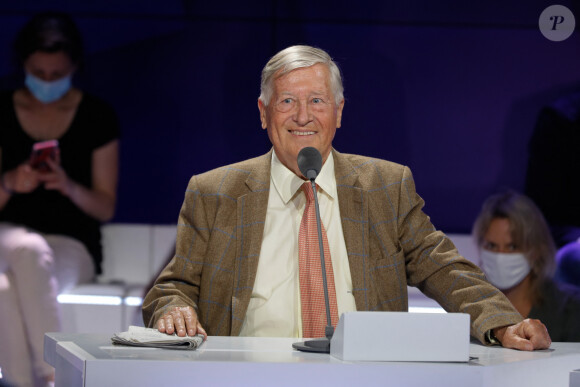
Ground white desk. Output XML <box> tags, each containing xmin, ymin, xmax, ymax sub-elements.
<box><xmin>45</xmin><ymin>333</ymin><xmax>580</xmax><ymax>387</ymax></box>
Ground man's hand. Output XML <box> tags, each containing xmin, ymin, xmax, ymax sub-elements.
<box><xmin>494</xmin><ymin>318</ymin><xmax>551</xmax><ymax>351</ymax></box>
<box><xmin>157</xmin><ymin>306</ymin><xmax>207</xmax><ymax>339</ymax></box>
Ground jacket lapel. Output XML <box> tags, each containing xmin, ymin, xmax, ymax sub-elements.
<box><xmin>333</xmin><ymin>150</ymin><xmax>371</xmax><ymax>311</ymax></box>
<box><xmin>230</xmin><ymin>151</ymin><xmax>272</xmax><ymax>335</ymax></box>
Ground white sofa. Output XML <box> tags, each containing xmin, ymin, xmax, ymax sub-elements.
<box><xmin>58</xmin><ymin>224</ymin><xmax>479</xmax><ymax>333</ymax></box>
<box><xmin>59</xmin><ymin>223</ymin><xmax>177</xmax><ymax>333</ymax></box>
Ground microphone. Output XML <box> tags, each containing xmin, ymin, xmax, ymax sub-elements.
<box><xmin>297</xmin><ymin>146</ymin><xmax>322</xmax><ymax>181</ymax></box>
<box><xmin>293</xmin><ymin>147</ymin><xmax>334</xmax><ymax>354</ymax></box>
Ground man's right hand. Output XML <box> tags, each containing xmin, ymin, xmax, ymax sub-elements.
<box><xmin>157</xmin><ymin>306</ymin><xmax>207</xmax><ymax>339</ymax></box>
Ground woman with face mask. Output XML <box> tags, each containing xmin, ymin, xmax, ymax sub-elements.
<box><xmin>0</xmin><ymin>12</ymin><xmax>119</xmax><ymax>386</ymax></box>
<box><xmin>473</xmin><ymin>190</ymin><xmax>580</xmax><ymax>342</ymax></box>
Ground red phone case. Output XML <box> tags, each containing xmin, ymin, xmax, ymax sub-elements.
<box><xmin>30</xmin><ymin>140</ymin><xmax>59</xmax><ymax>171</ymax></box>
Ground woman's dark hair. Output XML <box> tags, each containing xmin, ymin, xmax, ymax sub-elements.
<box><xmin>13</xmin><ymin>12</ymin><xmax>83</xmax><ymax>65</ymax></box>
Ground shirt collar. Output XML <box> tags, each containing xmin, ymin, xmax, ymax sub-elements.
<box><xmin>271</xmin><ymin>150</ymin><xmax>337</xmax><ymax>204</ymax></box>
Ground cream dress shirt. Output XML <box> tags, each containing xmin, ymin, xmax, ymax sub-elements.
<box><xmin>239</xmin><ymin>151</ymin><xmax>357</xmax><ymax>337</ymax></box>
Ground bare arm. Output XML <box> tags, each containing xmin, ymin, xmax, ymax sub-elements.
<box><xmin>40</xmin><ymin>139</ymin><xmax>119</xmax><ymax>221</ymax></box>
<box><xmin>0</xmin><ymin>147</ymin><xmax>43</xmax><ymax>209</ymax></box>
<box><xmin>0</xmin><ymin>148</ymin><xmax>10</xmax><ymax>208</ymax></box>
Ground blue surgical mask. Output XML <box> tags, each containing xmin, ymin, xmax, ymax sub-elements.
<box><xmin>25</xmin><ymin>73</ymin><xmax>72</xmax><ymax>104</ymax></box>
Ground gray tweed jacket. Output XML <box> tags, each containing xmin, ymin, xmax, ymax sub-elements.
<box><xmin>142</xmin><ymin>149</ymin><xmax>522</xmax><ymax>343</ymax></box>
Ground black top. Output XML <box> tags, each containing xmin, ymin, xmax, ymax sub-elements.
<box><xmin>529</xmin><ymin>280</ymin><xmax>580</xmax><ymax>342</ymax></box>
<box><xmin>0</xmin><ymin>90</ymin><xmax>119</xmax><ymax>274</ymax></box>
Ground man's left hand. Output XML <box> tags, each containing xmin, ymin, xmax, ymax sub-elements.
<box><xmin>494</xmin><ymin>318</ymin><xmax>551</xmax><ymax>351</ymax></box>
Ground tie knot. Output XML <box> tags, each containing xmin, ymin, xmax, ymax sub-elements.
<box><xmin>302</xmin><ymin>181</ymin><xmax>316</xmax><ymax>204</ymax></box>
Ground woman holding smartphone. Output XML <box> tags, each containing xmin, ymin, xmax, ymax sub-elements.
<box><xmin>0</xmin><ymin>12</ymin><xmax>119</xmax><ymax>386</ymax></box>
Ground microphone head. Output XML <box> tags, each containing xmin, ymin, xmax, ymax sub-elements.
<box><xmin>297</xmin><ymin>147</ymin><xmax>322</xmax><ymax>180</ymax></box>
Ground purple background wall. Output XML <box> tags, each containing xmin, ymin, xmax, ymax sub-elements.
<box><xmin>1</xmin><ymin>1</ymin><xmax>579</xmax><ymax>233</ymax></box>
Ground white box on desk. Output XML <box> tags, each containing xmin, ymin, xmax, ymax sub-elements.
<box><xmin>330</xmin><ymin>311</ymin><xmax>470</xmax><ymax>362</ymax></box>
<box><xmin>571</xmin><ymin>369</ymin><xmax>580</xmax><ymax>387</ymax></box>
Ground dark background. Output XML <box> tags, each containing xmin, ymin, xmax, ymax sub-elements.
<box><xmin>1</xmin><ymin>1</ymin><xmax>579</xmax><ymax>233</ymax></box>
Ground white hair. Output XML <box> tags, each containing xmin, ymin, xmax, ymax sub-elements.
<box><xmin>259</xmin><ymin>45</ymin><xmax>344</xmax><ymax>106</ymax></box>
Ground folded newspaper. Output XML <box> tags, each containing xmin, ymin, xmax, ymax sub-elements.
<box><xmin>112</xmin><ymin>326</ymin><xmax>205</xmax><ymax>350</ymax></box>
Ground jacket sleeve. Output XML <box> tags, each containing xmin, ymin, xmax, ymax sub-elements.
<box><xmin>397</xmin><ymin>166</ymin><xmax>523</xmax><ymax>343</ymax></box>
<box><xmin>142</xmin><ymin>174</ymin><xmax>209</xmax><ymax>327</ymax></box>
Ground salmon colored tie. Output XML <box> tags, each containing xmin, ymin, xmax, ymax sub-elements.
<box><xmin>299</xmin><ymin>181</ymin><xmax>339</xmax><ymax>338</ymax></box>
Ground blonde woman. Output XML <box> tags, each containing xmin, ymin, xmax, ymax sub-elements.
<box><xmin>473</xmin><ymin>190</ymin><xmax>580</xmax><ymax>341</ymax></box>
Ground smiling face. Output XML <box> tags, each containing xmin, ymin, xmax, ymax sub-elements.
<box><xmin>258</xmin><ymin>63</ymin><xmax>344</xmax><ymax>177</ymax></box>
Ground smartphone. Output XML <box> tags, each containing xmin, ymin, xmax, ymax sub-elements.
<box><xmin>30</xmin><ymin>139</ymin><xmax>59</xmax><ymax>172</ymax></box>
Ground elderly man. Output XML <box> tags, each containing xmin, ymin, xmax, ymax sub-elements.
<box><xmin>143</xmin><ymin>45</ymin><xmax>551</xmax><ymax>350</ymax></box>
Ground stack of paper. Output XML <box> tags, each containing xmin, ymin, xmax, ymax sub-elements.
<box><xmin>111</xmin><ymin>326</ymin><xmax>205</xmax><ymax>350</ymax></box>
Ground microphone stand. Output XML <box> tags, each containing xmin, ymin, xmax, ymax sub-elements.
<box><xmin>292</xmin><ymin>178</ymin><xmax>334</xmax><ymax>354</ymax></box>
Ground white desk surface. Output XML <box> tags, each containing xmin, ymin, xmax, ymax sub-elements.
<box><xmin>45</xmin><ymin>333</ymin><xmax>580</xmax><ymax>387</ymax></box>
